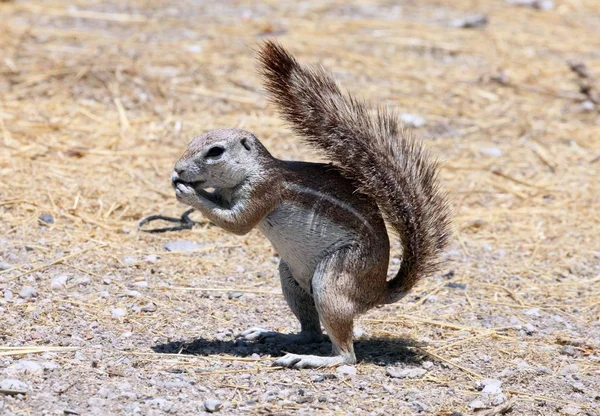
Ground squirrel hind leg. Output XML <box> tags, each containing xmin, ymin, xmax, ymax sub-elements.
<box><xmin>274</xmin><ymin>249</ymin><xmax>363</xmax><ymax>369</ymax></box>
<box><xmin>279</xmin><ymin>261</ymin><xmax>323</xmax><ymax>339</ymax></box>
<box><xmin>238</xmin><ymin>261</ymin><xmax>323</xmax><ymax>345</ymax></box>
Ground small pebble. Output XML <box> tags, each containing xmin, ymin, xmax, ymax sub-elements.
<box><xmin>400</xmin><ymin>113</ymin><xmax>426</xmax><ymax>128</ymax></box>
<box><xmin>122</xmin><ymin>256</ymin><xmax>137</xmax><ymax>265</ymax></box>
<box><xmin>146</xmin><ymin>398</ymin><xmax>173</xmax><ymax>411</ymax></box>
<box><xmin>4</xmin><ymin>289</ymin><xmax>13</xmax><ymax>301</ymax></box>
<box><xmin>507</xmin><ymin>0</ymin><xmax>554</xmax><ymax>10</ymax></box>
<box><xmin>570</xmin><ymin>381</ymin><xmax>586</xmax><ymax>393</ymax></box>
<box><xmin>318</xmin><ymin>396</ymin><xmax>327</xmax><ymax>403</ymax></box>
<box><xmin>143</xmin><ymin>254</ymin><xmax>158</xmax><ymax>263</ymax></box>
<box><xmin>353</xmin><ymin>327</ymin><xmax>366</xmax><ymax>338</ymax></box>
<box><xmin>296</xmin><ymin>396</ymin><xmax>313</xmax><ymax>404</ymax></box>
<box><xmin>124</xmin><ymin>290</ymin><xmax>141</xmax><ymax>298</ymax></box>
<box><xmin>0</xmin><ymin>379</ymin><xmax>29</xmax><ymax>391</ymax></box>
<box><xmin>537</xmin><ymin>366</ymin><xmax>552</xmax><ymax>374</ymax></box>
<box><xmin>562</xmin><ymin>405</ymin><xmax>583</xmax><ymax>416</ymax></box>
<box><xmin>491</xmin><ymin>393</ymin><xmax>507</xmax><ymax>405</ymax></box>
<box><xmin>88</xmin><ymin>397</ymin><xmax>106</xmax><ymax>407</ymax></box>
<box><xmin>513</xmin><ymin>358</ymin><xmax>530</xmax><ymax>370</ymax></box>
<box><xmin>425</xmin><ymin>294</ymin><xmax>438</xmax><ymax>303</ymax></box>
<box><xmin>111</xmin><ymin>308</ymin><xmax>127</xmax><ymax>319</ymax></box>
<box><xmin>581</xmin><ymin>100</ymin><xmax>595</xmax><ymax>112</ymax></box>
<box><xmin>38</xmin><ymin>213</ymin><xmax>54</xmax><ymax>225</ymax></box>
<box><xmin>446</xmin><ymin>282</ymin><xmax>467</xmax><ymax>290</ymax></box>
<box><xmin>410</xmin><ymin>402</ymin><xmax>428</xmax><ymax>412</ymax></box>
<box><xmin>336</xmin><ymin>365</ymin><xmax>357</xmax><ymax>377</ymax></box>
<box><xmin>164</xmin><ymin>240</ymin><xmax>202</xmax><ymax>252</ymax></box>
<box><xmin>524</xmin><ymin>308</ymin><xmax>541</xmax><ymax>316</ymax></box>
<box><xmin>140</xmin><ymin>303</ymin><xmax>157</xmax><ymax>313</ymax></box>
<box><xmin>422</xmin><ymin>361</ymin><xmax>434</xmax><ymax>370</ymax></box>
<box><xmin>6</xmin><ymin>360</ymin><xmax>44</xmax><ymax>377</ymax></box>
<box><xmin>451</xmin><ymin>14</ymin><xmax>488</xmax><ymax>28</ymax></box>
<box><xmin>42</xmin><ymin>362</ymin><xmax>59</xmax><ymax>371</ymax></box>
<box><xmin>74</xmin><ymin>277</ymin><xmax>90</xmax><ymax>286</ymax></box>
<box><xmin>382</xmin><ymin>384</ymin><xmax>394</xmax><ymax>394</ymax></box>
<box><xmin>523</xmin><ymin>323</ymin><xmax>536</xmax><ymax>334</ymax></box>
<box><xmin>386</xmin><ymin>367</ymin><xmax>427</xmax><ymax>379</ymax></box>
<box><xmin>51</xmin><ymin>275</ymin><xmax>69</xmax><ymax>289</ymax></box>
<box><xmin>204</xmin><ymin>399</ymin><xmax>222</xmax><ymax>413</ymax></box>
<box><xmin>19</xmin><ymin>286</ymin><xmax>38</xmax><ymax>299</ymax></box>
<box><xmin>559</xmin><ymin>364</ymin><xmax>579</xmax><ymax>376</ymax></box>
<box><xmin>480</xmin><ymin>378</ymin><xmax>502</xmax><ymax>394</ymax></box>
<box><xmin>311</xmin><ymin>375</ymin><xmax>325</xmax><ymax>382</ymax></box>
<box><xmin>469</xmin><ymin>400</ymin><xmax>486</xmax><ymax>409</ymax></box>
<box><xmin>228</xmin><ymin>292</ymin><xmax>243</xmax><ymax>299</ymax></box>
<box><xmin>0</xmin><ymin>261</ymin><xmax>11</xmax><ymax>271</ymax></box>
<box><xmin>561</xmin><ymin>346</ymin><xmax>577</xmax><ymax>357</ymax></box>
<box><xmin>480</xmin><ymin>147</ymin><xmax>503</xmax><ymax>157</ymax></box>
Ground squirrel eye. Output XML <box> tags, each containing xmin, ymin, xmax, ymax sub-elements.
<box><xmin>205</xmin><ymin>146</ymin><xmax>225</xmax><ymax>158</ymax></box>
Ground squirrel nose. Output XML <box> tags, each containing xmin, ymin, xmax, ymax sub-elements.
<box><xmin>171</xmin><ymin>170</ymin><xmax>181</xmax><ymax>187</ymax></box>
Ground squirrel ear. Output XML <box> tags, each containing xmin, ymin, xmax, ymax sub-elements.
<box><xmin>241</xmin><ymin>138</ymin><xmax>251</xmax><ymax>151</ymax></box>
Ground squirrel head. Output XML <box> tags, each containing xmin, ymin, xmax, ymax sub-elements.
<box><xmin>172</xmin><ymin>128</ymin><xmax>268</xmax><ymax>191</ymax></box>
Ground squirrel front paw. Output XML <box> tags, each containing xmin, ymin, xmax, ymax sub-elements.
<box><xmin>175</xmin><ymin>183</ymin><xmax>199</xmax><ymax>206</ymax></box>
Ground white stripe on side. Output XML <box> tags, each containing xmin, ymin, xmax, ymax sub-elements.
<box><xmin>284</xmin><ymin>183</ymin><xmax>376</xmax><ymax>235</ymax></box>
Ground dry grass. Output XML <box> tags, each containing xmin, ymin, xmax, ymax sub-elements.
<box><xmin>1</xmin><ymin>0</ymin><xmax>599</xmax><ymax>414</ymax></box>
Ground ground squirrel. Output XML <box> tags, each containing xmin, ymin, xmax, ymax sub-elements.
<box><xmin>171</xmin><ymin>41</ymin><xmax>451</xmax><ymax>368</ymax></box>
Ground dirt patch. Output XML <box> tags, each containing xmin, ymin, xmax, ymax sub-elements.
<box><xmin>1</xmin><ymin>0</ymin><xmax>599</xmax><ymax>414</ymax></box>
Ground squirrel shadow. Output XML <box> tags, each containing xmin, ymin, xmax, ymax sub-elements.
<box><xmin>152</xmin><ymin>336</ymin><xmax>425</xmax><ymax>367</ymax></box>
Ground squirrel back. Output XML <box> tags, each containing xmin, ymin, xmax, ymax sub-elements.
<box><xmin>258</xmin><ymin>41</ymin><xmax>451</xmax><ymax>303</ymax></box>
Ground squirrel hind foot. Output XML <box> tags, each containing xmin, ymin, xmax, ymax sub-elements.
<box><xmin>273</xmin><ymin>352</ymin><xmax>356</xmax><ymax>369</ymax></box>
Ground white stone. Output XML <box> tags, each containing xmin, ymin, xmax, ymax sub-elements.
<box><xmin>559</xmin><ymin>364</ymin><xmax>579</xmax><ymax>376</ymax></box>
<box><xmin>164</xmin><ymin>240</ymin><xmax>203</xmax><ymax>252</ymax></box>
<box><xmin>5</xmin><ymin>360</ymin><xmax>44</xmax><ymax>377</ymax></box>
<box><xmin>19</xmin><ymin>286</ymin><xmax>37</xmax><ymax>299</ymax></box>
<box><xmin>204</xmin><ymin>399</ymin><xmax>222</xmax><ymax>413</ymax></box>
<box><xmin>0</xmin><ymin>379</ymin><xmax>29</xmax><ymax>391</ymax></box>
<box><xmin>386</xmin><ymin>367</ymin><xmax>427</xmax><ymax>379</ymax></box>
<box><xmin>353</xmin><ymin>327</ymin><xmax>366</xmax><ymax>338</ymax></box>
<box><xmin>400</xmin><ymin>113</ymin><xmax>426</xmax><ymax>128</ymax></box>
<box><xmin>469</xmin><ymin>400</ymin><xmax>486</xmax><ymax>409</ymax></box>
<box><xmin>337</xmin><ymin>365</ymin><xmax>357</xmax><ymax>377</ymax></box>
<box><xmin>481</xmin><ymin>378</ymin><xmax>502</xmax><ymax>394</ymax></box>
<box><xmin>111</xmin><ymin>308</ymin><xmax>127</xmax><ymax>318</ymax></box>
<box><xmin>51</xmin><ymin>275</ymin><xmax>70</xmax><ymax>289</ymax></box>
<box><xmin>480</xmin><ymin>147</ymin><xmax>503</xmax><ymax>157</ymax></box>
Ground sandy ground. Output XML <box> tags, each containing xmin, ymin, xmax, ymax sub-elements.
<box><xmin>1</xmin><ymin>0</ymin><xmax>600</xmax><ymax>415</ymax></box>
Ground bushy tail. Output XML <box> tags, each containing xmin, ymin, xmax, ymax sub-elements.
<box><xmin>258</xmin><ymin>41</ymin><xmax>451</xmax><ymax>303</ymax></box>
